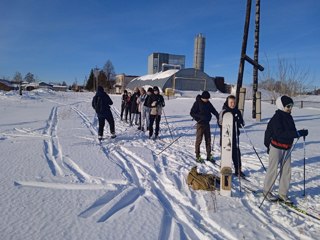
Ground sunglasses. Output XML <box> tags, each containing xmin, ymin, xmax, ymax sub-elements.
<box><xmin>285</xmin><ymin>103</ymin><xmax>294</xmax><ymax>109</ymax></box>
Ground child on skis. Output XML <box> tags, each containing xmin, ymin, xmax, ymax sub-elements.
<box><xmin>263</xmin><ymin>95</ymin><xmax>308</xmax><ymax>202</ymax></box>
<box><xmin>219</xmin><ymin>95</ymin><xmax>245</xmax><ymax>177</ymax></box>
<box><xmin>190</xmin><ymin>91</ymin><xmax>219</xmax><ymax>163</ymax></box>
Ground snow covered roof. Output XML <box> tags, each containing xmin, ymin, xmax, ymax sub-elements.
<box><xmin>0</xmin><ymin>79</ymin><xmax>14</xmax><ymax>87</ymax></box>
<box><xmin>126</xmin><ymin>68</ymin><xmax>216</xmax><ymax>92</ymax></box>
<box><xmin>137</xmin><ymin>69</ymin><xmax>179</xmax><ymax>81</ymax></box>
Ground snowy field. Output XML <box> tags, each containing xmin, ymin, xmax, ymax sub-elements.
<box><xmin>0</xmin><ymin>90</ymin><xmax>319</xmax><ymax>240</ymax></box>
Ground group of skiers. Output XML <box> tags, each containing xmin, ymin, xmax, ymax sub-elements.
<box><xmin>190</xmin><ymin>91</ymin><xmax>245</xmax><ymax>178</ymax></box>
<box><xmin>92</xmin><ymin>86</ymin><xmax>309</xmax><ymax>203</ymax></box>
<box><xmin>190</xmin><ymin>91</ymin><xmax>309</xmax><ymax>203</ymax></box>
<box><xmin>120</xmin><ymin>86</ymin><xmax>165</xmax><ymax>139</ymax></box>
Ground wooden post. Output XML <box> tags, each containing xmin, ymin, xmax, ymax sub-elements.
<box><xmin>238</xmin><ymin>87</ymin><xmax>246</xmax><ymax>115</ymax></box>
<box><xmin>256</xmin><ymin>91</ymin><xmax>261</xmax><ymax>121</ymax></box>
<box><xmin>301</xmin><ymin>101</ymin><xmax>304</xmax><ymax>109</ymax></box>
<box><xmin>236</xmin><ymin>0</ymin><xmax>252</xmax><ymax>106</ymax></box>
<box><xmin>19</xmin><ymin>82</ymin><xmax>22</xmax><ymax>96</ymax></box>
<box><xmin>252</xmin><ymin>0</ymin><xmax>261</xmax><ymax>119</ymax></box>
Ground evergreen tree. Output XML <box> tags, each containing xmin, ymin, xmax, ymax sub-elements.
<box><xmin>85</xmin><ymin>69</ymin><xmax>95</xmax><ymax>91</ymax></box>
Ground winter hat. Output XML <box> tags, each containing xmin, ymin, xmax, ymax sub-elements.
<box><xmin>201</xmin><ymin>91</ymin><xmax>210</xmax><ymax>99</ymax></box>
<box><xmin>147</xmin><ymin>87</ymin><xmax>154</xmax><ymax>93</ymax></box>
<box><xmin>276</xmin><ymin>95</ymin><xmax>294</xmax><ymax>111</ymax></box>
<box><xmin>124</xmin><ymin>90</ymin><xmax>128</xmax><ymax>94</ymax></box>
<box><xmin>153</xmin><ymin>86</ymin><xmax>160</xmax><ymax>92</ymax></box>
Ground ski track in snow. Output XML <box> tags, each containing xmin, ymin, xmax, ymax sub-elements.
<box><xmin>6</xmin><ymin>93</ymin><xmax>319</xmax><ymax>239</ymax></box>
<box><xmin>69</xmin><ymin>100</ymin><xmax>310</xmax><ymax>239</ymax></box>
<box><xmin>13</xmin><ymin>100</ymin><xmax>127</xmax><ymax>192</ymax></box>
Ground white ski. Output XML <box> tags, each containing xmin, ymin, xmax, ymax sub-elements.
<box><xmin>220</xmin><ymin>112</ymin><xmax>233</xmax><ymax>197</ymax></box>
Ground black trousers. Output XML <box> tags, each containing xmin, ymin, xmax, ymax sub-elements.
<box><xmin>120</xmin><ymin>103</ymin><xmax>125</xmax><ymax>120</ymax></box>
<box><xmin>232</xmin><ymin>147</ymin><xmax>242</xmax><ymax>174</ymax></box>
<box><xmin>125</xmin><ymin>107</ymin><xmax>131</xmax><ymax>122</ymax></box>
<box><xmin>149</xmin><ymin>115</ymin><xmax>161</xmax><ymax>137</ymax></box>
<box><xmin>195</xmin><ymin>123</ymin><xmax>211</xmax><ymax>159</ymax></box>
<box><xmin>98</xmin><ymin>114</ymin><xmax>115</xmax><ymax>137</ymax></box>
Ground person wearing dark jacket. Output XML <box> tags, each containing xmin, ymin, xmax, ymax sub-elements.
<box><xmin>124</xmin><ymin>92</ymin><xmax>132</xmax><ymax>123</ymax></box>
<box><xmin>263</xmin><ymin>95</ymin><xmax>308</xmax><ymax>202</ymax></box>
<box><xmin>218</xmin><ymin>95</ymin><xmax>245</xmax><ymax>176</ymax></box>
<box><xmin>190</xmin><ymin>91</ymin><xmax>219</xmax><ymax>162</ymax></box>
<box><xmin>120</xmin><ymin>90</ymin><xmax>128</xmax><ymax>121</ymax></box>
<box><xmin>147</xmin><ymin>86</ymin><xmax>165</xmax><ymax>139</ymax></box>
<box><xmin>130</xmin><ymin>87</ymin><xmax>140</xmax><ymax>126</ymax></box>
<box><xmin>143</xmin><ymin>87</ymin><xmax>153</xmax><ymax>131</ymax></box>
<box><xmin>92</xmin><ymin>86</ymin><xmax>116</xmax><ymax>140</ymax></box>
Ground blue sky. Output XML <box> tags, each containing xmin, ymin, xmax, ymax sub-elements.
<box><xmin>0</xmin><ymin>0</ymin><xmax>319</xmax><ymax>88</ymax></box>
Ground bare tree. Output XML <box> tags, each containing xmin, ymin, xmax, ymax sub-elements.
<box><xmin>24</xmin><ymin>72</ymin><xmax>35</xmax><ymax>83</ymax></box>
<box><xmin>260</xmin><ymin>56</ymin><xmax>310</xmax><ymax>96</ymax></box>
<box><xmin>13</xmin><ymin>72</ymin><xmax>23</xmax><ymax>82</ymax></box>
<box><xmin>103</xmin><ymin>60</ymin><xmax>115</xmax><ymax>81</ymax></box>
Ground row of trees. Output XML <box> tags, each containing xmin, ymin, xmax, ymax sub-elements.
<box><xmin>85</xmin><ymin>60</ymin><xmax>115</xmax><ymax>92</ymax></box>
<box><xmin>5</xmin><ymin>72</ymin><xmax>67</xmax><ymax>86</ymax></box>
<box><xmin>259</xmin><ymin>57</ymin><xmax>311</xmax><ymax>97</ymax></box>
<box><xmin>11</xmin><ymin>72</ymin><xmax>36</xmax><ymax>83</ymax></box>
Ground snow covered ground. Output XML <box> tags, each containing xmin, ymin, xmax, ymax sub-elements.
<box><xmin>0</xmin><ymin>89</ymin><xmax>319</xmax><ymax>240</ymax></box>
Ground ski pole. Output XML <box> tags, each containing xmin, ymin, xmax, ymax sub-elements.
<box><xmin>241</xmin><ymin>124</ymin><xmax>267</xmax><ymax>172</ymax></box>
<box><xmin>303</xmin><ymin>136</ymin><xmax>306</xmax><ymax>197</ymax></box>
<box><xmin>162</xmin><ymin>109</ymin><xmax>174</xmax><ymax>140</ymax></box>
<box><xmin>156</xmin><ymin>135</ymin><xmax>182</xmax><ymax>155</ymax></box>
<box><xmin>211</xmin><ymin>123</ymin><xmax>218</xmax><ymax>157</ymax></box>
<box><xmin>259</xmin><ymin>138</ymin><xmax>300</xmax><ymax>208</ymax></box>
<box><xmin>235</xmin><ymin>122</ymin><xmax>242</xmax><ymax>192</ymax></box>
<box><xmin>157</xmin><ymin>122</ymin><xmax>197</xmax><ymax>155</ymax></box>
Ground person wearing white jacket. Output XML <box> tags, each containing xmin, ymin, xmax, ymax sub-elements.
<box><xmin>137</xmin><ymin>88</ymin><xmax>147</xmax><ymax>131</ymax></box>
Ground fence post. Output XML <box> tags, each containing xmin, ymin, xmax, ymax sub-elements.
<box><xmin>301</xmin><ymin>101</ymin><xmax>303</xmax><ymax>109</ymax></box>
<box><xmin>238</xmin><ymin>87</ymin><xmax>246</xmax><ymax>115</ymax></box>
<box><xmin>256</xmin><ymin>91</ymin><xmax>261</xmax><ymax>121</ymax></box>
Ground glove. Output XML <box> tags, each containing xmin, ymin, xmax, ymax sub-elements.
<box><xmin>297</xmin><ymin>129</ymin><xmax>308</xmax><ymax>137</ymax></box>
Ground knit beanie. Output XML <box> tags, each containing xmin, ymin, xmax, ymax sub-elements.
<box><xmin>201</xmin><ymin>91</ymin><xmax>210</xmax><ymax>99</ymax></box>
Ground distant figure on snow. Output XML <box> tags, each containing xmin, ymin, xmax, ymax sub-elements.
<box><xmin>120</xmin><ymin>90</ymin><xmax>128</xmax><ymax>121</ymax></box>
<box><xmin>190</xmin><ymin>91</ymin><xmax>219</xmax><ymax>163</ymax></box>
<box><xmin>92</xmin><ymin>86</ymin><xmax>116</xmax><ymax>141</ymax></box>
<box><xmin>124</xmin><ymin>92</ymin><xmax>132</xmax><ymax>123</ymax></box>
<box><xmin>130</xmin><ymin>87</ymin><xmax>140</xmax><ymax>126</ymax></box>
<box><xmin>147</xmin><ymin>86</ymin><xmax>165</xmax><ymax>139</ymax></box>
<box><xmin>137</xmin><ymin>87</ymin><xmax>147</xmax><ymax>131</ymax></box>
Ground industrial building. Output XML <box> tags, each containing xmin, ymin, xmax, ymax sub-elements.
<box><xmin>126</xmin><ymin>68</ymin><xmax>216</xmax><ymax>92</ymax></box>
<box><xmin>148</xmin><ymin>53</ymin><xmax>185</xmax><ymax>74</ymax></box>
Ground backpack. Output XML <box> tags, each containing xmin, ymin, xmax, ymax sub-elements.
<box><xmin>187</xmin><ymin>166</ymin><xmax>216</xmax><ymax>191</ymax></box>
<box><xmin>93</xmin><ymin>95</ymin><xmax>103</xmax><ymax>114</ymax></box>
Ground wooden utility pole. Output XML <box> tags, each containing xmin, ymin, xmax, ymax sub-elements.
<box><xmin>252</xmin><ymin>0</ymin><xmax>261</xmax><ymax>119</ymax></box>
<box><xmin>236</xmin><ymin>0</ymin><xmax>252</xmax><ymax>105</ymax></box>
